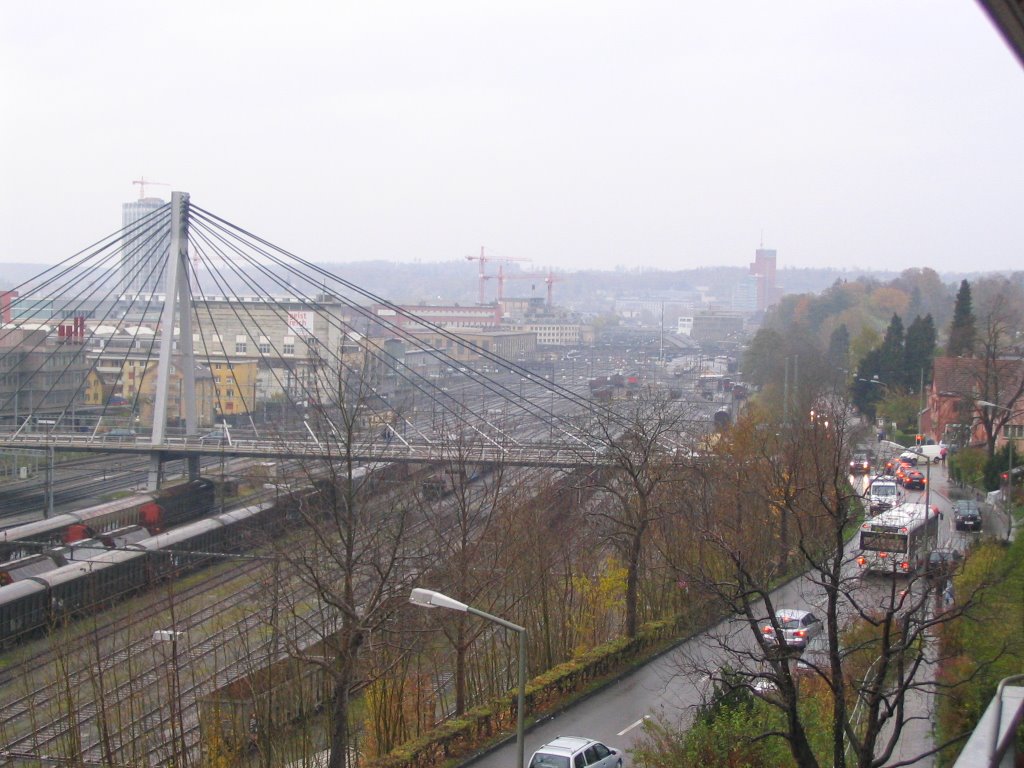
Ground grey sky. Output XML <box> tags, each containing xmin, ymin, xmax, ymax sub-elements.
<box><xmin>2</xmin><ymin>1</ymin><xmax>1022</xmax><ymax>276</ymax></box>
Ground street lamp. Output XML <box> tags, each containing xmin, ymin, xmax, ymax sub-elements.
<box><xmin>410</xmin><ymin>588</ymin><xmax>527</xmax><ymax>768</ymax></box>
<box><xmin>977</xmin><ymin>400</ymin><xmax>1016</xmax><ymax>540</ymax></box>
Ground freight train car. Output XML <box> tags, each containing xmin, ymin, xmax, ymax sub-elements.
<box><xmin>0</xmin><ymin>485</ymin><xmax>317</xmax><ymax>648</ymax></box>
<box><xmin>0</xmin><ymin>478</ymin><xmax>216</xmax><ymax>561</ymax></box>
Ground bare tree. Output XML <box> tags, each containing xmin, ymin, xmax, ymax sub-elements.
<box><xmin>935</xmin><ymin>288</ymin><xmax>1024</xmax><ymax>457</ymax></box>
<box><xmin>578</xmin><ymin>392</ymin><xmax>698</xmax><ymax>638</ymax></box>
<box><xmin>266</xmin><ymin>362</ymin><xmax>420</xmax><ymax>768</ymax></box>
<box><xmin>417</xmin><ymin>424</ymin><xmax>513</xmax><ymax>716</ymax></box>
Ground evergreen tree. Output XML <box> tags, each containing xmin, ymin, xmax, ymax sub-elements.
<box><xmin>947</xmin><ymin>279</ymin><xmax>976</xmax><ymax>356</ymax></box>
<box><xmin>827</xmin><ymin>324</ymin><xmax>851</xmax><ymax>371</ymax></box>
<box><xmin>879</xmin><ymin>313</ymin><xmax>905</xmax><ymax>381</ymax></box>
<box><xmin>852</xmin><ymin>347</ymin><xmax>885</xmax><ymax>417</ymax></box>
<box><xmin>904</xmin><ymin>314</ymin><xmax>937</xmax><ymax>392</ymax></box>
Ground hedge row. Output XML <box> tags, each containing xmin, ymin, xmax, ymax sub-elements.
<box><xmin>368</xmin><ymin>603</ymin><xmax>719</xmax><ymax>768</ymax></box>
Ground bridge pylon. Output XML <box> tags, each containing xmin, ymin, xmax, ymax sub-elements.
<box><xmin>148</xmin><ymin>191</ymin><xmax>199</xmax><ymax>489</ymax></box>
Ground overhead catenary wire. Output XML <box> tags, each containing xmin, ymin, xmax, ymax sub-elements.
<box><xmin>187</xmin><ymin>206</ymin><xmax>629</xmax><ymax>442</ymax></box>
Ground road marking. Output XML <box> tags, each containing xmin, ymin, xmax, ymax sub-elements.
<box><xmin>617</xmin><ymin>716</ymin><xmax>650</xmax><ymax>736</ymax></box>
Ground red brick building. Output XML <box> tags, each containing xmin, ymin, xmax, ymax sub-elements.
<box><xmin>925</xmin><ymin>356</ymin><xmax>1024</xmax><ymax>449</ymax></box>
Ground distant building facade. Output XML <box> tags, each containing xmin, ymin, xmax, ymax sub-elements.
<box><xmin>374</xmin><ymin>304</ymin><xmax>502</xmax><ymax>331</ymax></box>
<box><xmin>730</xmin><ymin>275</ymin><xmax>759</xmax><ymax>313</ymax></box>
<box><xmin>689</xmin><ymin>311</ymin><xmax>745</xmax><ymax>343</ymax></box>
<box><xmin>522</xmin><ymin>323</ymin><xmax>581</xmax><ymax>346</ymax></box>
<box><xmin>121</xmin><ymin>197</ymin><xmax>169</xmax><ymax>296</ymax></box>
<box><xmin>749</xmin><ymin>247</ymin><xmax>781</xmax><ymax>312</ymax></box>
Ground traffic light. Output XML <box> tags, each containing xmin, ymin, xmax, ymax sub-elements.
<box><xmin>916</xmin><ymin>434</ymin><xmax>923</xmax><ymax>446</ymax></box>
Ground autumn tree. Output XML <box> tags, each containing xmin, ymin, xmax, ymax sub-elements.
<box><xmin>826</xmin><ymin>324</ymin><xmax>850</xmax><ymax>373</ymax></box>
<box><xmin>654</xmin><ymin>393</ymin><xmax>985</xmax><ymax>768</ymax></box>
<box><xmin>579</xmin><ymin>392</ymin><xmax>696</xmax><ymax>638</ymax></box>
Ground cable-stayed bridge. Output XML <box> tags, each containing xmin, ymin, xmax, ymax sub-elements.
<box><xmin>0</xmin><ymin>192</ymin><xmax>724</xmax><ymax>487</ymax></box>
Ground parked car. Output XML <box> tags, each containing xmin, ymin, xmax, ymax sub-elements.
<box><xmin>953</xmin><ymin>500</ymin><xmax>983</xmax><ymax>532</ymax></box>
<box><xmin>921</xmin><ymin>548</ymin><xmax>963</xmax><ymax>579</ymax></box>
<box><xmin>528</xmin><ymin>737</ymin><xmax>622</xmax><ymax>768</ymax></box>
<box><xmin>761</xmin><ymin>608</ymin><xmax>823</xmax><ymax>648</ymax></box>
<box><xmin>902</xmin><ymin>469</ymin><xmax>926</xmax><ymax>490</ymax></box>
<box><xmin>849</xmin><ymin>453</ymin><xmax>871</xmax><ymax>474</ymax></box>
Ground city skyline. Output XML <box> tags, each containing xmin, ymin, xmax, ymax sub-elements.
<box><xmin>2</xmin><ymin>1</ymin><xmax>1023</xmax><ymax>275</ymax></box>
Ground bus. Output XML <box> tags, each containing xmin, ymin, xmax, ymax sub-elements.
<box><xmin>856</xmin><ymin>502</ymin><xmax>939</xmax><ymax>575</ymax></box>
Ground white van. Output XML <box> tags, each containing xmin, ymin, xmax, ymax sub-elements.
<box><xmin>903</xmin><ymin>444</ymin><xmax>944</xmax><ymax>463</ymax></box>
<box><xmin>869</xmin><ymin>476</ymin><xmax>901</xmax><ymax>513</ymax></box>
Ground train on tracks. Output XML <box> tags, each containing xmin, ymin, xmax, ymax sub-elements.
<box><xmin>0</xmin><ymin>478</ymin><xmax>217</xmax><ymax>562</ymax></box>
<box><xmin>0</xmin><ymin>482</ymin><xmax>325</xmax><ymax>648</ymax></box>
<box><xmin>0</xmin><ymin>460</ymin><xmax>423</xmax><ymax>648</ymax></box>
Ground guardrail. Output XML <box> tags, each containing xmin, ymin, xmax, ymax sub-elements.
<box><xmin>0</xmin><ymin>431</ymin><xmax>613</xmax><ymax>468</ymax></box>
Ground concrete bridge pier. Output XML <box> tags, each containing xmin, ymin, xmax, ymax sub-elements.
<box><xmin>147</xmin><ymin>451</ymin><xmax>203</xmax><ymax>491</ymax></box>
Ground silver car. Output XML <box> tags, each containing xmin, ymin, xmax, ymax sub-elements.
<box><xmin>762</xmin><ymin>608</ymin><xmax>823</xmax><ymax>648</ymax></box>
<box><xmin>528</xmin><ymin>737</ymin><xmax>622</xmax><ymax>768</ymax></box>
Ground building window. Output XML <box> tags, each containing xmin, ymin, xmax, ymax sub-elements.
<box><xmin>259</xmin><ymin>336</ymin><xmax>271</xmax><ymax>354</ymax></box>
<box><xmin>235</xmin><ymin>335</ymin><xmax>247</xmax><ymax>354</ymax></box>
<box><xmin>1007</xmin><ymin>424</ymin><xmax>1024</xmax><ymax>440</ymax></box>
<box><xmin>283</xmin><ymin>337</ymin><xmax>296</xmax><ymax>355</ymax></box>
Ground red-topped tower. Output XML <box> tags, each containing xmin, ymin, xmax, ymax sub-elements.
<box><xmin>749</xmin><ymin>246</ymin><xmax>778</xmax><ymax>312</ymax></box>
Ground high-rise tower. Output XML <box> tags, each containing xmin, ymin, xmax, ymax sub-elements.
<box><xmin>121</xmin><ymin>197</ymin><xmax>168</xmax><ymax>296</ymax></box>
<box><xmin>749</xmin><ymin>247</ymin><xmax>779</xmax><ymax>312</ymax></box>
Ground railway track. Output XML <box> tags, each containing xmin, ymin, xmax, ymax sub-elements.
<box><xmin>0</xmin><ymin>558</ymin><xmax>277</xmax><ymax>764</ymax></box>
<box><xmin>0</xmin><ymin>458</ymin><xmax>552</xmax><ymax>765</ymax></box>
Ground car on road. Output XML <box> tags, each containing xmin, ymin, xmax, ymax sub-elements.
<box><xmin>921</xmin><ymin>548</ymin><xmax>963</xmax><ymax>579</ymax></box>
<box><xmin>902</xmin><ymin>469</ymin><xmax>926</xmax><ymax>490</ymax></box>
<box><xmin>849</xmin><ymin>452</ymin><xmax>871</xmax><ymax>474</ymax></box>
<box><xmin>761</xmin><ymin>608</ymin><xmax>823</xmax><ymax>648</ymax></box>
<box><xmin>199</xmin><ymin>427</ymin><xmax>230</xmax><ymax>445</ymax></box>
<box><xmin>528</xmin><ymin>737</ymin><xmax>622</xmax><ymax>768</ymax></box>
<box><xmin>899</xmin><ymin>451</ymin><xmax>920</xmax><ymax>466</ymax></box>
<box><xmin>953</xmin><ymin>500</ymin><xmax>983</xmax><ymax>532</ymax></box>
<box><xmin>795</xmin><ymin>633</ymin><xmax>833</xmax><ymax>676</ymax></box>
<box><xmin>869</xmin><ymin>476</ymin><xmax>900</xmax><ymax>513</ymax></box>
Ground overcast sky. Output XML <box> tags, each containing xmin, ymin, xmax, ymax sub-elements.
<box><xmin>2</xmin><ymin>1</ymin><xmax>1022</xmax><ymax>278</ymax></box>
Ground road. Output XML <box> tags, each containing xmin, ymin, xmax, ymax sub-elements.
<box><xmin>467</xmin><ymin>457</ymin><xmax>985</xmax><ymax>768</ymax></box>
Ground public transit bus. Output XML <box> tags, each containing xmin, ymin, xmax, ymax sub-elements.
<box><xmin>856</xmin><ymin>502</ymin><xmax>939</xmax><ymax>575</ymax></box>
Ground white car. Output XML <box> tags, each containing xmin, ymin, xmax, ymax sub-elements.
<box><xmin>762</xmin><ymin>608</ymin><xmax>823</xmax><ymax>648</ymax></box>
<box><xmin>528</xmin><ymin>737</ymin><xmax>622</xmax><ymax>768</ymax></box>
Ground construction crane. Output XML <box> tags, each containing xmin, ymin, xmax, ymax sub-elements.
<box><xmin>132</xmin><ymin>177</ymin><xmax>171</xmax><ymax>200</ymax></box>
<box><xmin>465</xmin><ymin>246</ymin><xmax>531</xmax><ymax>305</ymax></box>
<box><xmin>544</xmin><ymin>269</ymin><xmax>564</xmax><ymax>307</ymax></box>
<box><xmin>498</xmin><ymin>267</ymin><xmax>565</xmax><ymax>306</ymax></box>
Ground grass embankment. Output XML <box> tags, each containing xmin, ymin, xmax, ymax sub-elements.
<box><xmin>935</xmin><ymin>534</ymin><xmax>1024</xmax><ymax>765</ymax></box>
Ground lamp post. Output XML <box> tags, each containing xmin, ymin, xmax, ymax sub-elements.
<box><xmin>977</xmin><ymin>400</ymin><xmax>1016</xmax><ymax>540</ymax></box>
<box><xmin>908</xmin><ymin>444</ymin><xmax>936</xmax><ymax>548</ymax></box>
<box><xmin>410</xmin><ymin>588</ymin><xmax>526</xmax><ymax>768</ymax></box>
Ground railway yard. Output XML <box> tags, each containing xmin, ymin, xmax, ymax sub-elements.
<box><xmin>0</xmin><ymin>354</ymin><xmax>735</xmax><ymax>766</ymax></box>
